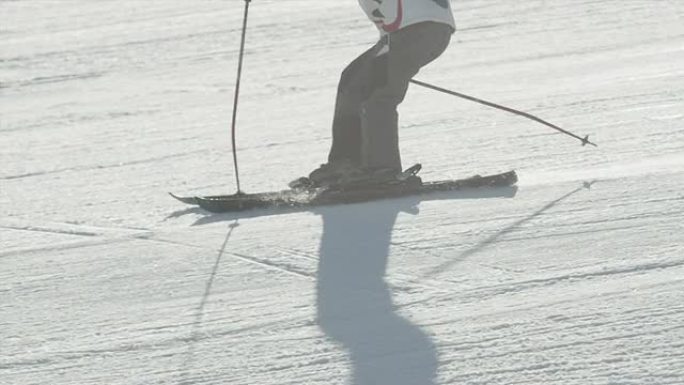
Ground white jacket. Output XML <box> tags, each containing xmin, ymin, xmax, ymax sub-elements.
<box><xmin>358</xmin><ymin>0</ymin><xmax>456</xmax><ymax>35</ymax></box>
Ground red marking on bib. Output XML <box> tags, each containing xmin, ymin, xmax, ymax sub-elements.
<box><xmin>380</xmin><ymin>0</ymin><xmax>403</xmax><ymax>33</ymax></box>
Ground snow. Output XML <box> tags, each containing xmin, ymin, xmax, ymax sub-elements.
<box><xmin>2</xmin><ymin>0</ymin><xmax>684</xmax><ymax>384</ymax></box>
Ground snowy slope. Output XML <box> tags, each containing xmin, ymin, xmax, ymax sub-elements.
<box><xmin>2</xmin><ymin>0</ymin><xmax>684</xmax><ymax>384</ymax></box>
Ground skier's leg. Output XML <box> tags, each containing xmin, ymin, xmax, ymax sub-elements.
<box><xmin>361</xmin><ymin>22</ymin><xmax>453</xmax><ymax>172</ymax></box>
<box><xmin>327</xmin><ymin>44</ymin><xmax>382</xmax><ymax>165</ymax></box>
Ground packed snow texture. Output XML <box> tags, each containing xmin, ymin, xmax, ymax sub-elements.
<box><xmin>2</xmin><ymin>1</ymin><xmax>684</xmax><ymax>384</ymax></box>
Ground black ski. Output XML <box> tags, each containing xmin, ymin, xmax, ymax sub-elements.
<box><xmin>170</xmin><ymin>166</ymin><xmax>517</xmax><ymax>214</ymax></box>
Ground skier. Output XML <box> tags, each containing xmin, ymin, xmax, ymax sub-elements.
<box><xmin>306</xmin><ymin>0</ymin><xmax>456</xmax><ymax>186</ymax></box>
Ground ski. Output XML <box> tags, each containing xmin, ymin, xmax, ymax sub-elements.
<box><xmin>170</xmin><ymin>167</ymin><xmax>518</xmax><ymax>214</ymax></box>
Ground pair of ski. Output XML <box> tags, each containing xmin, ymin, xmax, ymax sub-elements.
<box><xmin>170</xmin><ymin>164</ymin><xmax>518</xmax><ymax>213</ymax></box>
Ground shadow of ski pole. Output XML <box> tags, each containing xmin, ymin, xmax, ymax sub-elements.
<box><xmin>421</xmin><ymin>181</ymin><xmax>596</xmax><ymax>279</ymax></box>
<box><xmin>177</xmin><ymin>220</ymin><xmax>239</xmax><ymax>385</ymax></box>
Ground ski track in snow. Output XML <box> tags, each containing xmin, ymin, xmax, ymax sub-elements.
<box><xmin>2</xmin><ymin>1</ymin><xmax>684</xmax><ymax>384</ymax></box>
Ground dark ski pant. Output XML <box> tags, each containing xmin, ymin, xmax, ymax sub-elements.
<box><xmin>327</xmin><ymin>22</ymin><xmax>452</xmax><ymax>172</ymax></box>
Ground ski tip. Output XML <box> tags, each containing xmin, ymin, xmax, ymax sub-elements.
<box><xmin>169</xmin><ymin>192</ymin><xmax>199</xmax><ymax>205</ymax></box>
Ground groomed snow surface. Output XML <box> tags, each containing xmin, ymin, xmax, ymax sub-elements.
<box><xmin>2</xmin><ymin>1</ymin><xmax>684</xmax><ymax>384</ymax></box>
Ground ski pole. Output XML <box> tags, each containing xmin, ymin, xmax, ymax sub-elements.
<box><xmin>410</xmin><ymin>79</ymin><xmax>597</xmax><ymax>147</ymax></box>
<box><xmin>230</xmin><ymin>0</ymin><xmax>252</xmax><ymax>194</ymax></box>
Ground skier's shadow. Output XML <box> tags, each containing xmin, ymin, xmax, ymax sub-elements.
<box><xmin>176</xmin><ymin>184</ymin><xmax>518</xmax><ymax>384</ymax></box>
<box><xmin>313</xmin><ymin>181</ymin><xmax>595</xmax><ymax>384</ymax></box>
<box><xmin>314</xmin><ymin>200</ymin><xmax>437</xmax><ymax>385</ymax></box>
